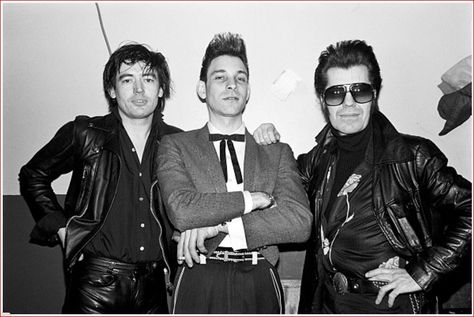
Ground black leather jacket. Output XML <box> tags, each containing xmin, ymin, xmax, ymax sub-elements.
<box><xmin>297</xmin><ymin>111</ymin><xmax>471</xmax><ymax>313</ymax></box>
<box><xmin>19</xmin><ymin>111</ymin><xmax>182</xmax><ymax>279</ymax></box>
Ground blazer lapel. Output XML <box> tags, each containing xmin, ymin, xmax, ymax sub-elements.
<box><xmin>197</xmin><ymin>125</ymin><xmax>229</xmax><ymax>252</ymax></box>
<box><xmin>196</xmin><ymin>125</ymin><xmax>228</xmax><ymax>193</ymax></box>
<box><xmin>243</xmin><ymin>130</ymin><xmax>257</xmax><ymax>192</ymax></box>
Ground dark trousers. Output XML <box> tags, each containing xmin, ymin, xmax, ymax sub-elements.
<box><xmin>62</xmin><ymin>255</ymin><xmax>168</xmax><ymax>314</ymax></box>
<box><xmin>172</xmin><ymin>258</ymin><xmax>284</xmax><ymax>314</ymax></box>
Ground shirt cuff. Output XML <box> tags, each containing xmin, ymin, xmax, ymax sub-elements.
<box><xmin>242</xmin><ymin>191</ymin><xmax>253</xmax><ymax>214</ymax></box>
<box><xmin>227</xmin><ymin>217</ymin><xmax>248</xmax><ymax>250</ymax></box>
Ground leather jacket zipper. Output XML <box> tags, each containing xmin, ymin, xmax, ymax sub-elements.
<box><xmin>150</xmin><ymin>179</ymin><xmax>174</xmax><ymax>294</ymax></box>
<box><xmin>66</xmin><ymin>152</ymin><xmax>121</xmax><ymax>270</ymax></box>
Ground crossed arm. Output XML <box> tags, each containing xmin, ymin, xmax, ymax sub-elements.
<box><xmin>157</xmin><ymin>133</ymin><xmax>311</xmax><ymax>267</ymax></box>
<box><xmin>156</xmin><ymin>135</ymin><xmax>275</xmax><ymax>231</ymax></box>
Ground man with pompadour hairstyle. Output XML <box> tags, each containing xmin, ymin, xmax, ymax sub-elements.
<box><xmin>157</xmin><ymin>32</ymin><xmax>312</xmax><ymax>314</ymax></box>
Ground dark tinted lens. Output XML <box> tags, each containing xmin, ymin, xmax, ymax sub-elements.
<box><xmin>351</xmin><ymin>83</ymin><xmax>374</xmax><ymax>104</ymax></box>
<box><xmin>324</xmin><ymin>85</ymin><xmax>346</xmax><ymax>106</ymax></box>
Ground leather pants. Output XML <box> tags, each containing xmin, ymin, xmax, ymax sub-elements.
<box><xmin>62</xmin><ymin>255</ymin><xmax>168</xmax><ymax>314</ymax></box>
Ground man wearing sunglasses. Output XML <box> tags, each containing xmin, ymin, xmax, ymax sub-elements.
<box><xmin>255</xmin><ymin>39</ymin><xmax>471</xmax><ymax>314</ymax></box>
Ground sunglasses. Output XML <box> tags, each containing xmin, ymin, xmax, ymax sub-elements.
<box><xmin>323</xmin><ymin>83</ymin><xmax>375</xmax><ymax>106</ymax></box>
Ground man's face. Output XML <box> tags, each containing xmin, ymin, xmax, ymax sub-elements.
<box><xmin>324</xmin><ymin>65</ymin><xmax>373</xmax><ymax>135</ymax></box>
<box><xmin>109</xmin><ymin>61</ymin><xmax>163</xmax><ymax>122</ymax></box>
<box><xmin>198</xmin><ymin>55</ymin><xmax>250</xmax><ymax>122</ymax></box>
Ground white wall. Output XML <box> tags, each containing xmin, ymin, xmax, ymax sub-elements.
<box><xmin>3</xmin><ymin>1</ymin><xmax>472</xmax><ymax>195</ymax></box>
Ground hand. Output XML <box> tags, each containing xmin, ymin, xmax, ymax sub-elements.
<box><xmin>253</xmin><ymin>123</ymin><xmax>280</xmax><ymax>145</ymax></box>
<box><xmin>57</xmin><ymin>227</ymin><xmax>66</xmax><ymax>248</ymax></box>
<box><xmin>176</xmin><ymin>226</ymin><xmax>222</xmax><ymax>267</ymax></box>
<box><xmin>172</xmin><ymin>230</ymin><xmax>181</xmax><ymax>243</ymax></box>
<box><xmin>250</xmin><ymin>191</ymin><xmax>275</xmax><ymax>210</ymax></box>
<box><xmin>365</xmin><ymin>268</ymin><xmax>422</xmax><ymax>307</ymax></box>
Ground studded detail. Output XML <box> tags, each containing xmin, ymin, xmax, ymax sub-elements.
<box><xmin>92</xmin><ymin>147</ymin><xmax>101</xmax><ymax>154</ymax></box>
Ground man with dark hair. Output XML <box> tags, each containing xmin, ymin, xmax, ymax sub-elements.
<box><xmin>256</xmin><ymin>39</ymin><xmax>471</xmax><ymax>314</ymax></box>
<box><xmin>156</xmin><ymin>32</ymin><xmax>312</xmax><ymax>314</ymax></box>
<box><xmin>19</xmin><ymin>43</ymin><xmax>182</xmax><ymax>313</ymax></box>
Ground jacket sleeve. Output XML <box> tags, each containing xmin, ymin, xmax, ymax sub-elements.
<box><xmin>156</xmin><ymin>135</ymin><xmax>246</xmax><ymax>232</ymax></box>
<box><xmin>406</xmin><ymin>139</ymin><xmax>472</xmax><ymax>291</ymax></box>
<box><xmin>243</xmin><ymin>144</ymin><xmax>312</xmax><ymax>249</ymax></box>
<box><xmin>19</xmin><ymin>120</ymin><xmax>76</xmax><ymax>246</ymax></box>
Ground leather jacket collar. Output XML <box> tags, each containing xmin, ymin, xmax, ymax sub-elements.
<box><xmin>315</xmin><ymin>111</ymin><xmax>414</xmax><ymax>166</ymax></box>
<box><xmin>95</xmin><ymin>107</ymin><xmax>169</xmax><ymax>154</ymax></box>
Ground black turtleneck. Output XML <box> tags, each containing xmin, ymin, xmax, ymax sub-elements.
<box><xmin>326</xmin><ymin>122</ymin><xmax>371</xmax><ymax>216</ymax></box>
<box><xmin>322</xmin><ymin>118</ymin><xmax>401</xmax><ymax>286</ymax></box>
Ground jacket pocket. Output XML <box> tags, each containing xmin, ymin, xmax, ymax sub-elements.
<box><xmin>386</xmin><ymin>201</ymin><xmax>423</xmax><ymax>253</ymax></box>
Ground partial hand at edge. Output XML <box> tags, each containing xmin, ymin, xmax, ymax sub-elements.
<box><xmin>252</xmin><ymin>123</ymin><xmax>280</xmax><ymax>145</ymax></box>
<box><xmin>172</xmin><ymin>230</ymin><xmax>181</xmax><ymax>243</ymax></box>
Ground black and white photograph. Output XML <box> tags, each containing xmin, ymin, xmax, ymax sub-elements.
<box><xmin>2</xmin><ymin>1</ymin><xmax>472</xmax><ymax>314</ymax></box>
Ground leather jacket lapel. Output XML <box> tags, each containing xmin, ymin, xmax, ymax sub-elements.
<box><xmin>98</xmin><ymin>113</ymin><xmax>120</xmax><ymax>155</ymax></box>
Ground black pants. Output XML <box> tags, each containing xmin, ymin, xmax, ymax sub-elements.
<box><xmin>172</xmin><ymin>258</ymin><xmax>284</xmax><ymax>314</ymax></box>
<box><xmin>63</xmin><ymin>256</ymin><xmax>168</xmax><ymax>314</ymax></box>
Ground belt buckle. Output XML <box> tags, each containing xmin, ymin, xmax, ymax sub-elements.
<box><xmin>332</xmin><ymin>272</ymin><xmax>349</xmax><ymax>295</ymax></box>
<box><xmin>224</xmin><ymin>251</ymin><xmax>229</xmax><ymax>262</ymax></box>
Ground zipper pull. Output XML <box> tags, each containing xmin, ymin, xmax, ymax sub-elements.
<box><xmin>326</xmin><ymin>166</ymin><xmax>332</xmax><ymax>182</ymax></box>
<box><xmin>163</xmin><ymin>268</ymin><xmax>175</xmax><ymax>294</ymax></box>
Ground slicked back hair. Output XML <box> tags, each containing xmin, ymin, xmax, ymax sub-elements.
<box><xmin>199</xmin><ymin>32</ymin><xmax>249</xmax><ymax>83</ymax></box>
<box><xmin>103</xmin><ymin>43</ymin><xmax>171</xmax><ymax>112</ymax></box>
<box><xmin>314</xmin><ymin>40</ymin><xmax>382</xmax><ymax>120</ymax></box>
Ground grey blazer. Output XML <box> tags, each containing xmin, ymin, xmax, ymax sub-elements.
<box><xmin>156</xmin><ymin>125</ymin><xmax>312</xmax><ymax>265</ymax></box>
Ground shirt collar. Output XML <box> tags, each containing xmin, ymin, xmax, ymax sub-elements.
<box><xmin>207</xmin><ymin>121</ymin><xmax>246</xmax><ymax>135</ymax></box>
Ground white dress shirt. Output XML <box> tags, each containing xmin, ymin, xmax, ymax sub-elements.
<box><xmin>208</xmin><ymin>122</ymin><xmax>252</xmax><ymax>250</ymax></box>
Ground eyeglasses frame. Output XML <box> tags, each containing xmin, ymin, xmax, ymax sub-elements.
<box><xmin>323</xmin><ymin>82</ymin><xmax>376</xmax><ymax>106</ymax></box>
